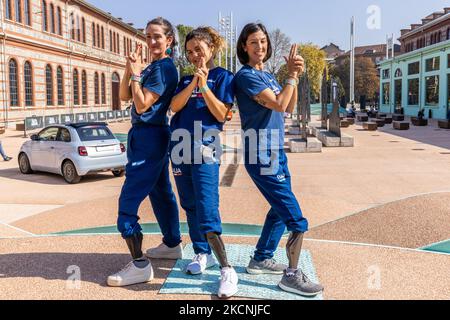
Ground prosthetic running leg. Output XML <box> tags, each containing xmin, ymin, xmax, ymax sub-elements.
<box><xmin>286</xmin><ymin>232</ymin><xmax>304</xmax><ymax>270</ymax></box>
<box><xmin>206</xmin><ymin>232</ymin><xmax>230</xmax><ymax>268</ymax></box>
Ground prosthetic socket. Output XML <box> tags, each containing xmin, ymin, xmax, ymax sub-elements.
<box><xmin>125</xmin><ymin>232</ymin><xmax>144</xmax><ymax>260</ymax></box>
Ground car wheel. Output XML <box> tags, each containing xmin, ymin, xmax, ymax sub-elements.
<box><xmin>112</xmin><ymin>169</ymin><xmax>125</xmax><ymax>177</ymax></box>
<box><xmin>62</xmin><ymin>160</ymin><xmax>81</xmax><ymax>184</ymax></box>
<box><xmin>19</xmin><ymin>153</ymin><xmax>33</xmax><ymax>174</ymax></box>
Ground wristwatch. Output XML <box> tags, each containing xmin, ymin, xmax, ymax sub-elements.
<box><xmin>130</xmin><ymin>74</ymin><xmax>142</xmax><ymax>83</ymax></box>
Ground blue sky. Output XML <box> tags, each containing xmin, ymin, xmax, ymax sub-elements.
<box><xmin>88</xmin><ymin>0</ymin><xmax>449</xmax><ymax>50</ymax></box>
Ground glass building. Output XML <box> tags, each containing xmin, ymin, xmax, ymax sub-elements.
<box><xmin>379</xmin><ymin>40</ymin><xmax>450</xmax><ymax>120</ymax></box>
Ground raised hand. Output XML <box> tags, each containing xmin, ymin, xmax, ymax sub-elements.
<box><xmin>284</xmin><ymin>44</ymin><xmax>304</xmax><ymax>79</ymax></box>
<box><xmin>127</xmin><ymin>43</ymin><xmax>143</xmax><ymax>76</ymax></box>
<box><xmin>195</xmin><ymin>57</ymin><xmax>209</xmax><ymax>88</ymax></box>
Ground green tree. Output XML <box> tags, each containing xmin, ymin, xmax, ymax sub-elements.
<box><xmin>277</xmin><ymin>44</ymin><xmax>326</xmax><ymax>100</ymax></box>
<box><xmin>297</xmin><ymin>44</ymin><xmax>327</xmax><ymax>100</ymax></box>
<box><xmin>354</xmin><ymin>57</ymin><xmax>379</xmax><ymax>101</ymax></box>
<box><xmin>330</xmin><ymin>56</ymin><xmax>379</xmax><ymax>102</ymax></box>
<box><xmin>175</xmin><ymin>24</ymin><xmax>195</xmax><ymax>77</ymax></box>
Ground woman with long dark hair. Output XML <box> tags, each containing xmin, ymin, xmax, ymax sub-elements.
<box><xmin>107</xmin><ymin>17</ymin><xmax>182</xmax><ymax>287</ymax></box>
<box><xmin>233</xmin><ymin>22</ymin><xmax>324</xmax><ymax>297</ymax></box>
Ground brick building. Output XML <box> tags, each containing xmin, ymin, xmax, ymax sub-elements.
<box><xmin>0</xmin><ymin>0</ymin><xmax>149</xmax><ymax>127</ymax></box>
<box><xmin>399</xmin><ymin>8</ymin><xmax>450</xmax><ymax>54</ymax></box>
<box><xmin>335</xmin><ymin>44</ymin><xmax>401</xmax><ymax>67</ymax></box>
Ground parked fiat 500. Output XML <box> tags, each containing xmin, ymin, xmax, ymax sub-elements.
<box><xmin>18</xmin><ymin>122</ymin><xmax>127</xmax><ymax>184</ymax></box>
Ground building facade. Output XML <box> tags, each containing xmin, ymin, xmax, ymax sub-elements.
<box><xmin>379</xmin><ymin>40</ymin><xmax>449</xmax><ymax>119</ymax></box>
<box><xmin>335</xmin><ymin>44</ymin><xmax>401</xmax><ymax>67</ymax></box>
<box><xmin>399</xmin><ymin>8</ymin><xmax>450</xmax><ymax>54</ymax></box>
<box><xmin>0</xmin><ymin>0</ymin><xmax>149</xmax><ymax>127</ymax></box>
<box><xmin>320</xmin><ymin>43</ymin><xmax>345</xmax><ymax>65</ymax></box>
<box><xmin>379</xmin><ymin>8</ymin><xmax>450</xmax><ymax>120</ymax></box>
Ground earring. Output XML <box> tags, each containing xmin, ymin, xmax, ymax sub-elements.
<box><xmin>165</xmin><ymin>48</ymin><xmax>172</xmax><ymax>56</ymax></box>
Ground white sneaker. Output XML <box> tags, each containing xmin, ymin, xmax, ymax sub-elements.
<box><xmin>145</xmin><ymin>243</ymin><xmax>183</xmax><ymax>260</ymax></box>
<box><xmin>217</xmin><ymin>267</ymin><xmax>239</xmax><ymax>299</ymax></box>
<box><xmin>186</xmin><ymin>254</ymin><xmax>217</xmax><ymax>275</ymax></box>
<box><xmin>107</xmin><ymin>260</ymin><xmax>154</xmax><ymax>287</ymax></box>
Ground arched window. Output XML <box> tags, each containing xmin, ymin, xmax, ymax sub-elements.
<box><xmin>57</xmin><ymin>66</ymin><xmax>64</xmax><ymax>105</ymax></box>
<box><xmin>73</xmin><ymin>69</ymin><xmax>79</xmax><ymax>105</ymax></box>
<box><xmin>81</xmin><ymin>70</ymin><xmax>87</xmax><ymax>105</ymax></box>
<box><xmin>113</xmin><ymin>32</ymin><xmax>117</xmax><ymax>53</ymax></box>
<box><xmin>82</xmin><ymin>18</ymin><xmax>86</xmax><ymax>43</ymax></box>
<box><xmin>48</xmin><ymin>4</ymin><xmax>55</xmax><ymax>33</ymax></box>
<box><xmin>70</xmin><ymin>13</ymin><xmax>75</xmax><ymax>40</ymax></box>
<box><xmin>117</xmin><ymin>33</ymin><xmax>120</xmax><ymax>54</ymax></box>
<box><xmin>24</xmin><ymin>61</ymin><xmax>33</xmax><ymax>106</ymax></box>
<box><xmin>124</xmin><ymin>36</ymin><xmax>126</xmax><ymax>56</ymax></box>
<box><xmin>42</xmin><ymin>1</ymin><xmax>48</xmax><ymax>31</ymax></box>
<box><xmin>76</xmin><ymin>16</ymin><xmax>80</xmax><ymax>42</ymax></box>
<box><xmin>8</xmin><ymin>59</ymin><xmax>19</xmax><ymax>107</ymax></box>
<box><xmin>46</xmin><ymin>64</ymin><xmax>53</xmax><ymax>106</ymax></box>
<box><xmin>92</xmin><ymin>22</ymin><xmax>96</xmax><ymax>47</ymax></box>
<box><xmin>56</xmin><ymin>7</ymin><xmax>62</xmax><ymax>35</ymax></box>
<box><xmin>15</xmin><ymin>0</ymin><xmax>22</xmax><ymax>23</ymax></box>
<box><xmin>394</xmin><ymin>68</ymin><xmax>402</xmax><ymax>78</ymax></box>
<box><xmin>101</xmin><ymin>26</ymin><xmax>104</xmax><ymax>49</ymax></box>
<box><xmin>110</xmin><ymin>31</ymin><xmax>113</xmax><ymax>52</ymax></box>
<box><xmin>101</xmin><ymin>73</ymin><xmax>106</xmax><ymax>104</ymax></box>
<box><xmin>96</xmin><ymin>24</ymin><xmax>100</xmax><ymax>48</ymax></box>
<box><xmin>24</xmin><ymin>0</ymin><xmax>31</xmax><ymax>25</ymax></box>
<box><xmin>5</xmin><ymin>0</ymin><xmax>12</xmax><ymax>20</ymax></box>
<box><xmin>447</xmin><ymin>28</ymin><xmax>450</xmax><ymax>40</ymax></box>
<box><xmin>94</xmin><ymin>72</ymin><xmax>99</xmax><ymax>104</ymax></box>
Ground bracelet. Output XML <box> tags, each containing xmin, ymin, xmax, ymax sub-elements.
<box><xmin>286</xmin><ymin>78</ymin><xmax>298</xmax><ymax>87</ymax></box>
<box><xmin>199</xmin><ymin>85</ymin><xmax>210</xmax><ymax>94</ymax></box>
<box><xmin>130</xmin><ymin>74</ymin><xmax>142</xmax><ymax>83</ymax></box>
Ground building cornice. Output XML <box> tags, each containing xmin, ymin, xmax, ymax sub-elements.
<box><xmin>0</xmin><ymin>32</ymin><xmax>126</xmax><ymax>68</ymax></box>
<box><xmin>399</xmin><ymin>13</ymin><xmax>450</xmax><ymax>41</ymax></box>
<box><xmin>68</xmin><ymin>0</ymin><xmax>145</xmax><ymax>39</ymax></box>
<box><xmin>378</xmin><ymin>39</ymin><xmax>450</xmax><ymax>67</ymax></box>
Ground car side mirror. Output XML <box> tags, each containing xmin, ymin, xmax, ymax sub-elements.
<box><xmin>30</xmin><ymin>134</ymin><xmax>39</xmax><ymax>141</ymax></box>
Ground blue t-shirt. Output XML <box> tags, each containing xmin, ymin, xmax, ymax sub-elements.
<box><xmin>131</xmin><ymin>57</ymin><xmax>178</xmax><ymax>126</ymax></box>
<box><xmin>170</xmin><ymin>67</ymin><xmax>234</xmax><ymax>136</ymax></box>
<box><xmin>233</xmin><ymin>65</ymin><xmax>284</xmax><ymax>153</ymax></box>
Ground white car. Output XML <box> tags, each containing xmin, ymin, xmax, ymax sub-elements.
<box><xmin>18</xmin><ymin>122</ymin><xmax>128</xmax><ymax>184</ymax></box>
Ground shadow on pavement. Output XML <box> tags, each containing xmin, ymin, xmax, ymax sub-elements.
<box><xmin>0</xmin><ymin>168</ymin><xmax>119</xmax><ymax>185</ymax></box>
<box><xmin>0</xmin><ymin>252</ymin><xmax>175</xmax><ymax>293</ymax></box>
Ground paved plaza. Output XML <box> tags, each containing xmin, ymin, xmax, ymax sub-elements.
<box><xmin>0</xmin><ymin>115</ymin><xmax>449</xmax><ymax>300</ymax></box>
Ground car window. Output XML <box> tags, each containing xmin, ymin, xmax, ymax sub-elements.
<box><xmin>38</xmin><ymin>127</ymin><xmax>59</xmax><ymax>141</ymax></box>
<box><xmin>76</xmin><ymin>126</ymin><xmax>115</xmax><ymax>141</ymax></box>
<box><xmin>57</xmin><ymin>128</ymin><xmax>71</xmax><ymax>143</ymax></box>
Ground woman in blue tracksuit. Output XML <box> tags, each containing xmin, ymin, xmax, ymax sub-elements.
<box><xmin>107</xmin><ymin>17</ymin><xmax>182</xmax><ymax>287</ymax></box>
<box><xmin>233</xmin><ymin>23</ymin><xmax>324</xmax><ymax>297</ymax></box>
<box><xmin>148</xmin><ymin>26</ymin><xmax>238</xmax><ymax>299</ymax></box>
